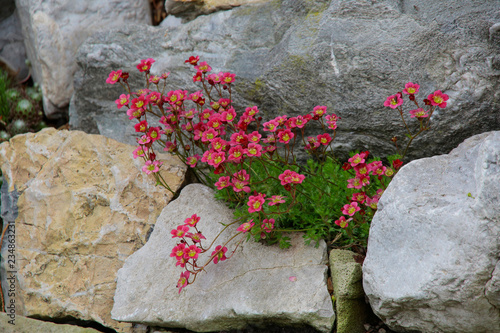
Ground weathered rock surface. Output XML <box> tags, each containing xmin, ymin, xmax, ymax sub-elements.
<box><xmin>15</xmin><ymin>0</ymin><xmax>151</xmax><ymax>119</ymax></box>
<box><xmin>0</xmin><ymin>128</ymin><xmax>186</xmax><ymax>333</ymax></box>
<box><xmin>329</xmin><ymin>250</ymin><xmax>368</xmax><ymax>333</ymax></box>
<box><xmin>0</xmin><ymin>312</ymin><xmax>103</xmax><ymax>333</ymax></box>
<box><xmin>112</xmin><ymin>184</ymin><xmax>335</xmax><ymax>333</ymax></box>
<box><xmin>71</xmin><ymin>0</ymin><xmax>500</xmax><ymax>161</ymax></box>
<box><xmin>363</xmin><ymin>131</ymin><xmax>500</xmax><ymax>332</ymax></box>
<box><xmin>165</xmin><ymin>0</ymin><xmax>267</xmax><ymax>21</ymax></box>
<box><xmin>0</xmin><ymin>1</ymin><xmax>29</xmax><ymax>81</ymax></box>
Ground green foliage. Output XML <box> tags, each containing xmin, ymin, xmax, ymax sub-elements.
<box><xmin>208</xmin><ymin>152</ymin><xmax>395</xmax><ymax>249</ymax></box>
<box><xmin>0</xmin><ymin>69</ymin><xmax>45</xmax><ymax>142</ymax></box>
<box><xmin>0</xmin><ymin>70</ymin><xmax>10</xmax><ymax>120</ymax></box>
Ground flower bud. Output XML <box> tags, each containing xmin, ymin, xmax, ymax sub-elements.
<box><xmin>185</xmin><ymin>145</ymin><xmax>191</xmax><ymax>151</ymax></box>
<box><xmin>149</xmin><ymin>152</ymin><xmax>156</xmax><ymax>161</ymax></box>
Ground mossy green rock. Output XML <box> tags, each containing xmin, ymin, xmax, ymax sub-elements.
<box><xmin>329</xmin><ymin>249</ymin><xmax>368</xmax><ymax>333</ymax></box>
<box><xmin>0</xmin><ymin>312</ymin><xmax>102</xmax><ymax>333</ymax></box>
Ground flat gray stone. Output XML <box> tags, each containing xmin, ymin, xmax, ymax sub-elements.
<box><xmin>112</xmin><ymin>184</ymin><xmax>334</xmax><ymax>332</ymax></box>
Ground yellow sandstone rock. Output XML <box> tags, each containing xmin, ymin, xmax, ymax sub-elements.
<box><xmin>0</xmin><ymin>128</ymin><xmax>186</xmax><ymax>332</ymax></box>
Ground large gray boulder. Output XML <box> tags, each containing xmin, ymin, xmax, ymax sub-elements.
<box><xmin>15</xmin><ymin>0</ymin><xmax>151</xmax><ymax>119</ymax></box>
<box><xmin>111</xmin><ymin>184</ymin><xmax>335</xmax><ymax>333</ymax></box>
<box><xmin>70</xmin><ymin>0</ymin><xmax>500</xmax><ymax>161</ymax></box>
<box><xmin>363</xmin><ymin>131</ymin><xmax>500</xmax><ymax>333</ymax></box>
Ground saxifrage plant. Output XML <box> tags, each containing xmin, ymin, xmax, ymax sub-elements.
<box><xmin>106</xmin><ymin>57</ymin><xmax>448</xmax><ymax>292</ymax></box>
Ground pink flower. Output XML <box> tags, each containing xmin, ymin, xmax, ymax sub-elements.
<box><xmin>186</xmin><ymin>232</ymin><xmax>206</xmax><ymax>243</ymax></box>
<box><xmin>228</xmin><ymin>145</ymin><xmax>245</xmax><ymax>163</ymax></box>
<box><xmin>325</xmin><ymin>113</ymin><xmax>339</xmax><ymax>122</ymax></box>
<box><xmin>347</xmin><ymin>177</ymin><xmax>363</xmax><ymax>190</ymax></box>
<box><xmin>317</xmin><ymin>133</ymin><xmax>332</xmax><ymax>145</ymax></box>
<box><xmin>312</xmin><ymin>105</ymin><xmax>327</xmax><ymax>117</ymax></box>
<box><xmin>222</xmin><ymin>72</ymin><xmax>235</xmax><ymax>84</ymax></box>
<box><xmin>193</xmin><ymin>71</ymin><xmax>202</xmax><ymax>82</ymax></box>
<box><xmin>147</xmin><ymin>127</ymin><xmax>162</xmax><ymax>142</ymax></box>
<box><xmin>170</xmin><ymin>243</ymin><xmax>186</xmax><ymax>259</ymax></box>
<box><xmin>115</xmin><ymin>94</ymin><xmax>130</xmax><ymax>108</ymax></box>
<box><xmin>149</xmin><ymin>75</ymin><xmax>160</xmax><ymax>84</ymax></box>
<box><xmin>237</xmin><ymin>220</ymin><xmax>255</xmax><ymax>233</ymax></box>
<box><xmin>106</xmin><ymin>70</ymin><xmax>122</xmax><ymax>84</ymax></box>
<box><xmin>176</xmin><ymin>257</ymin><xmax>188</xmax><ymax>268</ymax></box>
<box><xmin>163</xmin><ymin>141</ymin><xmax>176</xmax><ymax>153</ymax></box>
<box><xmin>184</xmin><ymin>214</ymin><xmax>200</xmax><ymax>227</ymax></box>
<box><xmin>409</xmin><ymin>108</ymin><xmax>429</xmax><ymax>118</ymax></box>
<box><xmin>427</xmin><ymin>90</ymin><xmax>449</xmax><ymax>108</ymax></box>
<box><xmin>247</xmin><ymin>131</ymin><xmax>262</xmax><ymax>143</ymax></box>
<box><xmin>131</xmin><ymin>95</ymin><xmax>148</xmax><ymax>110</ymax></box>
<box><xmin>354</xmin><ymin>163</ymin><xmax>369</xmax><ymax>178</ymax></box>
<box><xmin>147</xmin><ymin>91</ymin><xmax>161</xmax><ymax>104</ymax></box>
<box><xmin>132</xmin><ymin>146</ymin><xmax>146</xmax><ymax>159</ymax></box>
<box><xmin>186</xmin><ymin>155</ymin><xmax>201</xmax><ymax>168</ymax></box>
<box><xmin>244</xmin><ymin>106</ymin><xmax>259</xmax><ymax>117</ymax></box>
<box><xmin>126</xmin><ymin>108</ymin><xmax>143</xmax><ymax>120</ymax></box>
<box><xmin>183</xmin><ymin>244</ymin><xmax>202</xmax><ymax>260</ymax></box>
<box><xmin>289</xmin><ymin>276</ymin><xmax>298</xmax><ymax>282</ymax></box>
<box><xmin>348</xmin><ymin>153</ymin><xmax>365</xmax><ymax>167</ymax></box>
<box><xmin>342</xmin><ymin>202</ymin><xmax>361</xmax><ymax>216</ymax></box>
<box><xmin>294</xmin><ymin>115</ymin><xmax>308</xmax><ymax>128</ymax></box>
<box><xmin>384</xmin><ymin>93</ymin><xmax>403</xmax><ymax>109</ymax></box>
<box><xmin>245</xmin><ymin>143</ymin><xmax>263</xmax><ymax>157</ymax></box>
<box><xmin>221</xmin><ymin>107</ymin><xmax>237</xmax><ymax>122</ymax></box>
<box><xmin>142</xmin><ymin>160</ymin><xmax>162</xmax><ymax>174</ymax></box>
<box><xmin>247</xmin><ymin>193</ymin><xmax>266</xmax><ymax>213</ymax></box>
<box><xmin>335</xmin><ymin>216</ymin><xmax>351</xmax><ymax>228</ymax></box>
<box><xmin>261</xmin><ymin>218</ymin><xmax>275</xmax><ymax>233</ymax></box>
<box><xmin>263</xmin><ymin>119</ymin><xmax>279</xmax><ymax>132</ymax></box>
<box><xmin>171</xmin><ymin>225</ymin><xmax>190</xmax><ymax>238</ymax></box>
<box><xmin>195</xmin><ymin>61</ymin><xmax>211</xmax><ymax>73</ymax></box>
<box><xmin>232</xmin><ymin>179</ymin><xmax>251</xmax><ymax>193</ymax></box>
<box><xmin>351</xmin><ymin>192</ymin><xmax>367</xmax><ymax>204</ymax></box>
<box><xmin>211</xmin><ymin>245</ymin><xmax>228</xmax><ymax>264</ymax></box>
<box><xmin>210</xmin><ymin>138</ymin><xmax>227</xmax><ymax>151</ymax></box>
<box><xmin>274</xmin><ymin>115</ymin><xmax>287</xmax><ymax>126</ymax></box>
<box><xmin>366</xmin><ymin>196</ymin><xmax>379</xmax><ymax>210</ymax></box>
<box><xmin>231</xmin><ymin>169</ymin><xmax>251</xmax><ymax>193</ymax></box>
<box><xmin>177</xmin><ymin>271</ymin><xmax>190</xmax><ymax>294</ymax></box>
<box><xmin>268</xmin><ymin>195</ymin><xmax>286</xmax><ymax>206</ymax></box>
<box><xmin>207</xmin><ymin>151</ymin><xmax>225</xmax><ymax>168</ymax></box>
<box><xmin>278</xmin><ymin>170</ymin><xmax>305</xmax><ymax>185</ymax></box>
<box><xmin>277</xmin><ymin>129</ymin><xmax>294</xmax><ymax>144</ymax></box>
<box><xmin>207</xmin><ymin>72</ymin><xmax>222</xmax><ymax>84</ymax></box>
<box><xmin>233</xmin><ymin>169</ymin><xmax>250</xmax><ymax>182</ymax></box>
<box><xmin>207</xmin><ymin>114</ymin><xmax>223</xmax><ymax>129</ymax></box>
<box><xmin>201</xmin><ymin>128</ymin><xmax>219</xmax><ymax>142</ymax></box>
<box><xmin>230</xmin><ymin>131</ymin><xmax>248</xmax><ymax>146</ymax></box>
<box><xmin>136</xmin><ymin>58</ymin><xmax>155</xmax><ymax>72</ymax></box>
<box><xmin>137</xmin><ymin>135</ymin><xmax>150</xmax><ymax>145</ymax></box>
<box><xmin>403</xmin><ymin>82</ymin><xmax>420</xmax><ymax>95</ymax></box>
<box><xmin>215</xmin><ymin>176</ymin><xmax>231</xmax><ymax>190</ymax></box>
<box><xmin>185</xmin><ymin>55</ymin><xmax>199</xmax><ymax>65</ymax></box>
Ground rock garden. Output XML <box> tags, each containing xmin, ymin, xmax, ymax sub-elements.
<box><xmin>0</xmin><ymin>1</ymin><xmax>499</xmax><ymax>333</ymax></box>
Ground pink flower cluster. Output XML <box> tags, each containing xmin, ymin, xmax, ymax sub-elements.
<box><xmin>169</xmin><ymin>214</ymin><xmax>229</xmax><ymax>293</ymax></box>
<box><xmin>384</xmin><ymin>82</ymin><xmax>449</xmax><ymax>118</ymax></box>
<box><xmin>334</xmin><ymin>151</ymin><xmax>389</xmax><ymax>229</ymax></box>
